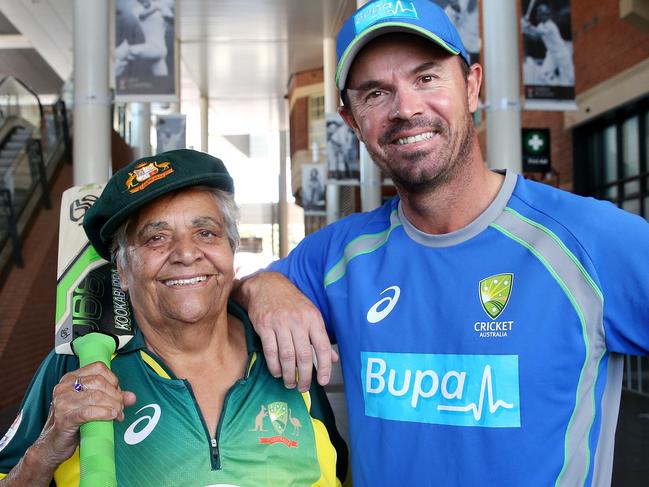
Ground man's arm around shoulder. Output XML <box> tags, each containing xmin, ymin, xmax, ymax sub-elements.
<box><xmin>233</xmin><ymin>271</ymin><xmax>337</xmax><ymax>392</ymax></box>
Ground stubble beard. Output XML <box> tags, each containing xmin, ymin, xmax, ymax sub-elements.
<box><xmin>369</xmin><ymin>111</ymin><xmax>475</xmax><ymax>195</ymax></box>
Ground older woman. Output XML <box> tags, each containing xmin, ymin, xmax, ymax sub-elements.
<box><xmin>0</xmin><ymin>149</ymin><xmax>347</xmax><ymax>486</ymax></box>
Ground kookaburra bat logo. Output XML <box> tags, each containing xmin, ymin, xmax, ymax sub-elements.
<box><xmin>69</xmin><ymin>195</ymin><xmax>98</xmax><ymax>225</ymax></box>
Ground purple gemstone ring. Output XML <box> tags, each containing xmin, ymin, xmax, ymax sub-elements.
<box><xmin>73</xmin><ymin>377</ymin><xmax>87</xmax><ymax>393</ymax></box>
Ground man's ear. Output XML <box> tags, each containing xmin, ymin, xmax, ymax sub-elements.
<box><xmin>338</xmin><ymin>105</ymin><xmax>364</xmax><ymax>143</ymax></box>
<box><xmin>466</xmin><ymin>63</ymin><xmax>483</xmax><ymax>113</ymax></box>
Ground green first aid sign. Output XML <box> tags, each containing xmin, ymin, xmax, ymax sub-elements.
<box><xmin>522</xmin><ymin>129</ymin><xmax>551</xmax><ymax>172</ymax></box>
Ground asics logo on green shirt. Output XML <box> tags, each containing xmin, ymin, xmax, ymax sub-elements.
<box><xmin>124</xmin><ymin>404</ymin><xmax>161</xmax><ymax>445</ymax></box>
<box><xmin>0</xmin><ymin>411</ymin><xmax>22</xmax><ymax>453</ymax></box>
<box><xmin>367</xmin><ymin>286</ymin><xmax>400</xmax><ymax>323</ymax></box>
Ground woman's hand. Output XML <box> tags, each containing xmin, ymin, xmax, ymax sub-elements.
<box><xmin>31</xmin><ymin>362</ymin><xmax>136</xmax><ymax>470</ymax></box>
<box><xmin>0</xmin><ymin>363</ymin><xmax>136</xmax><ymax>486</ymax></box>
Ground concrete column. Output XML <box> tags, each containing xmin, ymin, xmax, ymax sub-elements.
<box><xmin>73</xmin><ymin>0</ymin><xmax>111</xmax><ymax>184</ymax></box>
<box><xmin>323</xmin><ymin>37</ymin><xmax>340</xmax><ymax>224</ymax></box>
<box><xmin>355</xmin><ymin>0</ymin><xmax>382</xmax><ymax>212</ymax></box>
<box><xmin>130</xmin><ymin>102</ymin><xmax>151</xmax><ymax>159</ymax></box>
<box><xmin>200</xmin><ymin>95</ymin><xmax>209</xmax><ymax>152</ymax></box>
<box><xmin>483</xmin><ymin>0</ymin><xmax>522</xmax><ymax>172</ymax></box>
<box><xmin>359</xmin><ymin>148</ymin><xmax>382</xmax><ymax>211</ymax></box>
<box><xmin>278</xmin><ymin>130</ymin><xmax>289</xmax><ymax>258</ymax></box>
<box><xmin>171</xmin><ymin>1</ymin><xmax>181</xmax><ymax>114</ymax></box>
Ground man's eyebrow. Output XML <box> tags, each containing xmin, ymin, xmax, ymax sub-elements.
<box><xmin>412</xmin><ymin>61</ymin><xmax>442</xmax><ymax>74</ymax></box>
<box><xmin>348</xmin><ymin>79</ymin><xmax>384</xmax><ymax>93</ymax></box>
<box><xmin>348</xmin><ymin>61</ymin><xmax>443</xmax><ymax>92</ymax></box>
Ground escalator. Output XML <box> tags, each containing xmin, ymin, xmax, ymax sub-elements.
<box><xmin>0</xmin><ymin>125</ymin><xmax>32</xmax><ymax>205</ymax></box>
<box><xmin>0</xmin><ymin>123</ymin><xmax>33</xmax><ymax>267</ymax></box>
<box><xmin>0</xmin><ymin>76</ymin><xmax>68</xmax><ymax>269</ymax></box>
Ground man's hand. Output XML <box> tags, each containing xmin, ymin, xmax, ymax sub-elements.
<box><xmin>234</xmin><ymin>272</ymin><xmax>337</xmax><ymax>391</ymax></box>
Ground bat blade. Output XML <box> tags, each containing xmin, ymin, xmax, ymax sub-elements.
<box><xmin>55</xmin><ymin>184</ymin><xmax>135</xmax><ymax>355</ymax></box>
<box><xmin>55</xmin><ymin>184</ymin><xmax>136</xmax><ymax>487</ymax></box>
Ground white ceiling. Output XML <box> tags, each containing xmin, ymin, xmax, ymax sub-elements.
<box><xmin>0</xmin><ymin>0</ymin><xmax>355</xmax><ymax>134</ymax></box>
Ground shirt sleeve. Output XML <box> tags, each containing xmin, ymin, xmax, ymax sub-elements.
<box><xmin>585</xmin><ymin>206</ymin><xmax>649</xmax><ymax>355</ymax></box>
<box><xmin>0</xmin><ymin>351</ymin><xmax>77</xmax><ymax>477</ymax></box>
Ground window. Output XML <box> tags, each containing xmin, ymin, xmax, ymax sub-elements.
<box><xmin>574</xmin><ymin>95</ymin><xmax>649</xmax><ymax>218</ymax></box>
<box><xmin>574</xmin><ymin>96</ymin><xmax>649</xmax><ymax>397</ymax></box>
<box><xmin>308</xmin><ymin>94</ymin><xmax>325</xmax><ymax>163</ymax></box>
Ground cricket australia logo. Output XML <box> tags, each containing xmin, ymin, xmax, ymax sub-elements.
<box><xmin>125</xmin><ymin>160</ymin><xmax>174</xmax><ymax>193</ymax></box>
<box><xmin>474</xmin><ymin>274</ymin><xmax>514</xmax><ymax>338</ymax></box>
<box><xmin>479</xmin><ymin>273</ymin><xmax>513</xmax><ymax>319</ymax></box>
<box><xmin>267</xmin><ymin>401</ymin><xmax>288</xmax><ymax>435</ymax></box>
<box><xmin>250</xmin><ymin>401</ymin><xmax>301</xmax><ymax>448</ymax></box>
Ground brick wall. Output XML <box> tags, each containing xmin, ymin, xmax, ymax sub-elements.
<box><xmin>572</xmin><ymin>0</ymin><xmax>649</xmax><ymax>94</ymax></box>
<box><xmin>288</xmin><ymin>68</ymin><xmax>324</xmax><ymax>157</ymax></box>
<box><xmin>290</xmin><ymin>97</ymin><xmax>309</xmax><ymax>157</ymax></box>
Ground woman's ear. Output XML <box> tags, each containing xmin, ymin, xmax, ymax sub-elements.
<box><xmin>116</xmin><ymin>260</ymin><xmax>130</xmax><ymax>293</ymax></box>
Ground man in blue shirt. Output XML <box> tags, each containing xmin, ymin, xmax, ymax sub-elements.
<box><xmin>236</xmin><ymin>1</ymin><xmax>649</xmax><ymax>485</ymax></box>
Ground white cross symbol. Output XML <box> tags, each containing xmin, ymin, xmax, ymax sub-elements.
<box><xmin>528</xmin><ymin>134</ymin><xmax>544</xmax><ymax>151</ymax></box>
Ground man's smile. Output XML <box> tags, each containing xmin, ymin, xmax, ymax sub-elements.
<box><xmin>395</xmin><ymin>131</ymin><xmax>435</xmax><ymax>145</ymax></box>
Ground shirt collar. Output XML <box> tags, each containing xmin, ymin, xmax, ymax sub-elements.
<box><xmin>116</xmin><ymin>298</ymin><xmax>260</xmax><ymax>355</ymax></box>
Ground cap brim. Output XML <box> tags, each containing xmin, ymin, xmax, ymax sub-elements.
<box><xmin>336</xmin><ymin>22</ymin><xmax>461</xmax><ymax>90</ymax></box>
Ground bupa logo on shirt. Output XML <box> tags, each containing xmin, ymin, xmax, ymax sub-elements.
<box><xmin>361</xmin><ymin>352</ymin><xmax>521</xmax><ymax>428</ymax></box>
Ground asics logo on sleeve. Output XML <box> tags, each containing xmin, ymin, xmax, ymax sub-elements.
<box><xmin>367</xmin><ymin>286</ymin><xmax>401</xmax><ymax>323</ymax></box>
<box><xmin>124</xmin><ymin>404</ymin><xmax>162</xmax><ymax>445</ymax></box>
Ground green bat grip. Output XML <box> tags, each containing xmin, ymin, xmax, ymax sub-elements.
<box><xmin>74</xmin><ymin>332</ymin><xmax>118</xmax><ymax>487</ymax></box>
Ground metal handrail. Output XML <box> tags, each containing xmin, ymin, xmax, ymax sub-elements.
<box><xmin>0</xmin><ymin>76</ymin><xmax>44</xmax><ymax>128</ymax></box>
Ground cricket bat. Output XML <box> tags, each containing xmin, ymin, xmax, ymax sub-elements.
<box><xmin>524</xmin><ymin>0</ymin><xmax>537</xmax><ymax>21</ymax></box>
<box><xmin>55</xmin><ymin>184</ymin><xmax>135</xmax><ymax>487</ymax></box>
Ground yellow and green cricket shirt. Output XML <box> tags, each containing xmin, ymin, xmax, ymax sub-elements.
<box><xmin>0</xmin><ymin>301</ymin><xmax>349</xmax><ymax>486</ymax></box>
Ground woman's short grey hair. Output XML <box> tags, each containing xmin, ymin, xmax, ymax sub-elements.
<box><xmin>110</xmin><ymin>186</ymin><xmax>240</xmax><ymax>270</ymax></box>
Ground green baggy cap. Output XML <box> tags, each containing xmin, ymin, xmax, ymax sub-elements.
<box><xmin>83</xmin><ymin>149</ymin><xmax>234</xmax><ymax>261</ymax></box>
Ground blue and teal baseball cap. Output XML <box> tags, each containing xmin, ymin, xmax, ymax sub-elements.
<box><xmin>335</xmin><ymin>0</ymin><xmax>471</xmax><ymax>90</ymax></box>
